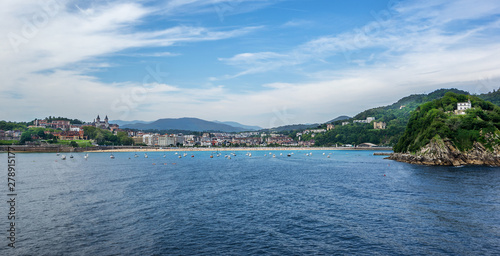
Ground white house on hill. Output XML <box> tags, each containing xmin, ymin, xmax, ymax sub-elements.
<box><xmin>456</xmin><ymin>99</ymin><xmax>471</xmax><ymax>115</ymax></box>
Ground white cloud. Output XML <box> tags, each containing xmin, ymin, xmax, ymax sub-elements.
<box><xmin>2</xmin><ymin>0</ymin><xmax>500</xmax><ymax>128</ymax></box>
<box><xmin>0</xmin><ymin>0</ymin><xmax>262</xmax><ymax>122</ymax></box>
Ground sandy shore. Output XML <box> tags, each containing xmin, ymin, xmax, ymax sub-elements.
<box><xmin>86</xmin><ymin>147</ymin><xmax>393</xmax><ymax>153</ymax></box>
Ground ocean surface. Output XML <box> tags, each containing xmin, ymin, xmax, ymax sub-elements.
<box><xmin>1</xmin><ymin>150</ymin><xmax>499</xmax><ymax>255</ymax></box>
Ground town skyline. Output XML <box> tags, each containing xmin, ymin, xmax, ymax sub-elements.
<box><xmin>2</xmin><ymin>0</ymin><xmax>500</xmax><ymax>127</ymax></box>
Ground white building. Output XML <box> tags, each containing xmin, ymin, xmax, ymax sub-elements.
<box><xmin>457</xmin><ymin>99</ymin><xmax>472</xmax><ymax>113</ymax></box>
<box><xmin>353</xmin><ymin>117</ymin><xmax>375</xmax><ymax>124</ymax></box>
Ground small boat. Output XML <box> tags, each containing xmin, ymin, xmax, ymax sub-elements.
<box><xmin>84</xmin><ymin>154</ymin><xmax>88</xmax><ymax>159</ymax></box>
<box><xmin>70</xmin><ymin>154</ymin><xmax>74</xmax><ymax>159</ymax></box>
<box><xmin>134</xmin><ymin>153</ymin><xmax>138</xmax><ymax>158</ymax></box>
<box><xmin>228</xmin><ymin>156</ymin><xmax>231</xmax><ymax>159</ymax></box>
<box><xmin>56</xmin><ymin>153</ymin><xmax>60</xmax><ymax>156</ymax></box>
<box><xmin>110</xmin><ymin>154</ymin><xmax>115</xmax><ymax>159</ymax></box>
<box><xmin>327</xmin><ymin>155</ymin><xmax>331</xmax><ymax>158</ymax></box>
<box><xmin>61</xmin><ymin>155</ymin><xmax>66</xmax><ymax>160</ymax></box>
<box><xmin>178</xmin><ymin>155</ymin><xmax>182</xmax><ymax>158</ymax></box>
<box><xmin>287</xmin><ymin>154</ymin><xmax>291</xmax><ymax>157</ymax></box>
<box><xmin>163</xmin><ymin>154</ymin><xmax>166</xmax><ymax>158</ymax></box>
<box><xmin>210</xmin><ymin>155</ymin><xmax>214</xmax><ymax>158</ymax></box>
<box><xmin>191</xmin><ymin>155</ymin><xmax>194</xmax><ymax>158</ymax></box>
<box><xmin>273</xmin><ymin>154</ymin><xmax>276</xmax><ymax>158</ymax></box>
<box><xmin>144</xmin><ymin>153</ymin><xmax>148</xmax><ymax>158</ymax></box>
<box><xmin>248</xmin><ymin>153</ymin><xmax>252</xmax><ymax>157</ymax></box>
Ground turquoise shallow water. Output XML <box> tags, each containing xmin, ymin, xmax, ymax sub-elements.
<box><xmin>1</xmin><ymin>150</ymin><xmax>499</xmax><ymax>255</ymax></box>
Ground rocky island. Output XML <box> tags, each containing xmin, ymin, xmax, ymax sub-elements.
<box><xmin>389</xmin><ymin>92</ymin><xmax>500</xmax><ymax>166</ymax></box>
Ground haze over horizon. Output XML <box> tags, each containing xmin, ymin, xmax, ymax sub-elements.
<box><xmin>2</xmin><ymin>0</ymin><xmax>500</xmax><ymax>128</ymax></box>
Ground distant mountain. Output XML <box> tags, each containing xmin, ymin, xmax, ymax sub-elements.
<box><xmin>213</xmin><ymin>121</ymin><xmax>262</xmax><ymax>131</ymax></box>
<box><xmin>265</xmin><ymin>123</ymin><xmax>320</xmax><ymax>132</ymax></box>
<box><xmin>478</xmin><ymin>89</ymin><xmax>500</xmax><ymax>105</ymax></box>
<box><xmin>121</xmin><ymin>118</ymin><xmax>246</xmax><ymax>132</ymax></box>
<box><xmin>110</xmin><ymin>120</ymin><xmax>151</xmax><ymax>126</ymax></box>
<box><xmin>326</xmin><ymin>115</ymin><xmax>351</xmax><ymax>123</ymax></box>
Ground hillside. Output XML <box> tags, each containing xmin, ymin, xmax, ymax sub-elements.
<box><xmin>313</xmin><ymin>89</ymin><xmax>471</xmax><ymax>146</ymax></box>
<box><xmin>213</xmin><ymin>121</ymin><xmax>262</xmax><ymax>131</ymax></box>
<box><xmin>394</xmin><ymin>92</ymin><xmax>500</xmax><ymax>152</ymax></box>
<box><xmin>122</xmin><ymin>118</ymin><xmax>247</xmax><ymax>132</ymax></box>
<box><xmin>390</xmin><ymin>92</ymin><xmax>500</xmax><ymax>166</ymax></box>
<box><xmin>326</xmin><ymin>115</ymin><xmax>351</xmax><ymax>123</ymax></box>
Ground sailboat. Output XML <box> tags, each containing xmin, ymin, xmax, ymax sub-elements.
<box><xmin>61</xmin><ymin>155</ymin><xmax>66</xmax><ymax>160</ymax></box>
<box><xmin>144</xmin><ymin>153</ymin><xmax>148</xmax><ymax>158</ymax></box>
<box><xmin>110</xmin><ymin>154</ymin><xmax>115</xmax><ymax>159</ymax></box>
<box><xmin>84</xmin><ymin>153</ymin><xmax>89</xmax><ymax>159</ymax></box>
<box><xmin>70</xmin><ymin>154</ymin><xmax>74</xmax><ymax>159</ymax></box>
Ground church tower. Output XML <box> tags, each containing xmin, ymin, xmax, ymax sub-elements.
<box><xmin>105</xmin><ymin>115</ymin><xmax>109</xmax><ymax>128</ymax></box>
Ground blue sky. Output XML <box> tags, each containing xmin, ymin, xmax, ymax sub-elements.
<box><xmin>2</xmin><ymin>0</ymin><xmax>500</xmax><ymax>128</ymax></box>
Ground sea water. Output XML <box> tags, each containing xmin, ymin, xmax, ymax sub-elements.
<box><xmin>1</xmin><ymin>150</ymin><xmax>499</xmax><ymax>255</ymax></box>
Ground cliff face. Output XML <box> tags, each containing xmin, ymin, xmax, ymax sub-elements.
<box><xmin>388</xmin><ymin>138</ymin><xmax>500</xmax><ymax>166</ymax></box>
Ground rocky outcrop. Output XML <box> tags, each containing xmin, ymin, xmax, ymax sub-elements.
<box><xmin>388</xmin><ymin>138</ymin><xmax>500</xmax><ymax>166</ymax></box>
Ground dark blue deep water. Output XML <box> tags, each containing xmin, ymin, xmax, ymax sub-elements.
<box><xmin>1</xmin><ymin>150</ymin><xmax>499</xmax><ymax>255</ymax></box>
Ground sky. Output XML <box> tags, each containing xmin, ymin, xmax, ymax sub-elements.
<box><xmin>1</xmin><ymin>0</ymin><xmax>500</xmax><ymax>128</ymax></box>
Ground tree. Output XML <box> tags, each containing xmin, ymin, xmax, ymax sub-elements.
<box><xmin>70</xmin><ymin>141</ymin><xmax>78</xmax><ymax>147</ymax></box>
<box><xmin>20</xmin><ymin>131</ymin><xmax>32</xmax><ymax>144</ymax></box>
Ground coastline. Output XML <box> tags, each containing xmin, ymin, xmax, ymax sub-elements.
<box><xmin>86</xmin><ymin>147</ymin><xmax>393</xmax><ymax>153</ymax></box>
<box><xmin>0</xmin><ymin>145</ymin><xmax>392</xmax><ymax>153</ymax></box>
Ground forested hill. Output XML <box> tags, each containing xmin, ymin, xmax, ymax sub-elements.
<box><xmin>393</xmin><ymin>92</ymin><xmax>500</xmax><ymax>153</ymax></box>
<box><xmin>352</xmin><ymin>88</ymin><xmax>470</xmax><ymax>122</ymax></box>
<box><xmin>313</xmin><ymin>88</ymin><xmax>500</xmax><ymax>147</ymax></box>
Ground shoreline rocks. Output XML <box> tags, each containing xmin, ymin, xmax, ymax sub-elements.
<box><xmin>387</xmin><ymin>138</ymin><xmax>500</xmax><ymax>166</ymax></box>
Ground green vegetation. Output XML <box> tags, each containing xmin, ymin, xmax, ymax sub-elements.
<box><xmin>55</xmin><ymin>140</ymin><xmax>93</xmax><ymax>147</ymax></box>
<box><xmin>313</xmin><ymin>89</ymin><xmax>474</xmax><ymax>147</ymax></box>
<box><xmin>83</xmin><ymin>126</ymin><xmax>133</xmax><ymax>145</ymax></box>
<box><xmin>312</xmin><ymin>122</ymin><xmax>404</xmax><ymax>146</ymax></box>
<box><xmin>0</xmin><ymin>121</ymin><xmax>28</xmax><ymax>131</ymax></box>
<box><xmin>393</xmin><ymin>92</ymin><xmax>500</xmax><ymax>153</ymax></box>
<box><xmin>40</xmin><ymin>116</ymin><xmax>84</xmax><ymax>124</ymax></box>
<box><xmin>0</xmin><ymin>140</ymin><xmax>19</xmax><ymax>145</ymax></box>
<box><xmin>19</xmin><ymin>127</ymin><xmax>57</xmax><ymax>144</ymax></box>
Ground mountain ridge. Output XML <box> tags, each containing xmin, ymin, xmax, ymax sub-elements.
<box><xmin>121</xmin><ymin>117</ymin><xmax>248</xmax><ymax>132</ymax></box>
